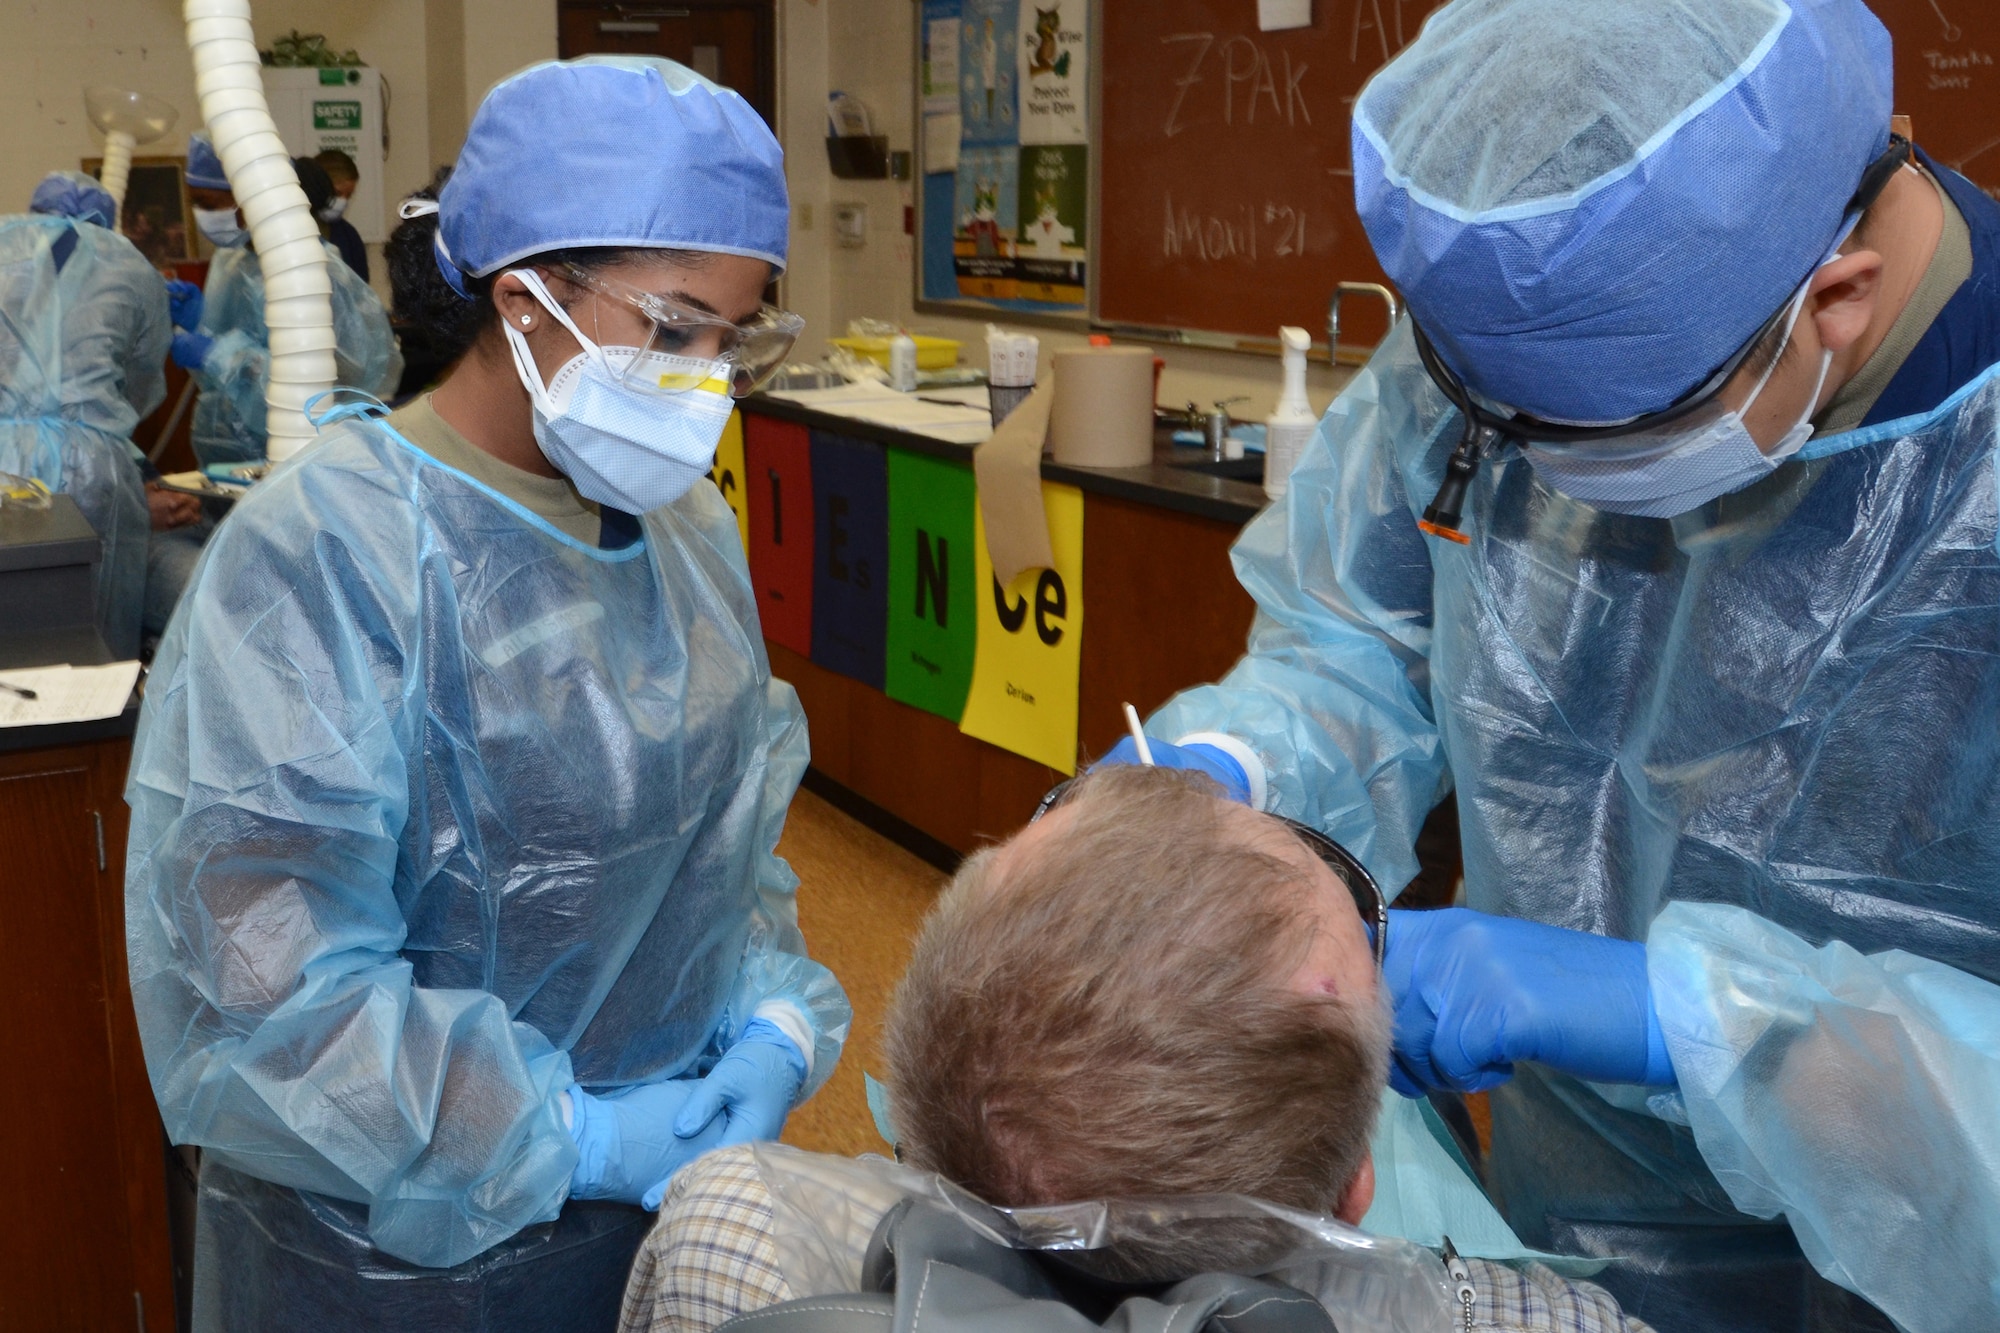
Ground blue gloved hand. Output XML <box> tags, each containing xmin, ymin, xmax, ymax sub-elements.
<box><xmin>567</xmin><ymin>1077</ymin><xmax>730</xmax><ymax>1210</ymax></box>
<box><xmin>1095</xmin><ymin>736</ymin><xmax>1253</xmax><ymax>805</ymax></box>
<box><xmin>171</xmin><ymin>330</ymin><xmax>214</xmax><ymax>371</ymax></box>
<box><xmin>1382</xmin><ymin>907</ymin><xmax>1674</xmax><ymax>1097</ymax></box>
<box><xmin>165</xmin><ymin>278</ymin><xmax>203</xmax><ymax>332</ymax></box>
<box><xmin>671</xmin><ymin>1018</ymin><xmax>807</xmax><ymax>1148</ymax></box>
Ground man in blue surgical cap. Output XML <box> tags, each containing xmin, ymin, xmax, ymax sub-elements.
<box><xmin>1107</xmin><ymin>1</ymin><xmax>2000</xmax><ymax>1329</ymax></box>
<box><xmin>9</xmin><ymin>170</ymin><xmax>173</xmax><ymax>655</ymax></box>
<box><xmin>128</xmin><ymin>60</ymin><xmax>845</xmax><ymax>1331</ymax></box>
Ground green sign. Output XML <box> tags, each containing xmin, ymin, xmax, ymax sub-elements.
<box><xmin>885</xmin><ymin>450</ymin><xmax>978</xmax><ymax>721</ymax></box>
<box><xmin>313</xmin><ymin>100</ymin><xmax>362</xmax><ymax>130</ymax></box>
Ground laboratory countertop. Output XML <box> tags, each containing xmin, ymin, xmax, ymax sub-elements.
<box><xmin>741</xmin><ymin>394</ymin><xmax>1272</xmax><ymax>527</ymax></box>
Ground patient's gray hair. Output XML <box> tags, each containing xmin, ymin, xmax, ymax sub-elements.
<box><xmin>884</xmin><ymin>766</ymin><xmax>1390</xmax><ymax>1240</ymax></box>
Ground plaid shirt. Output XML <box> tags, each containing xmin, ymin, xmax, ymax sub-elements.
<box><xmin>620</xmin><ymin>1146</ymin><xmax>1653</xmax><ymax>1333</ymax></box>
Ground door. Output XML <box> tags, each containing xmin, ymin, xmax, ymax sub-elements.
<box><xmin>558</xmin><ymin>3</ymin><xmax>777</xmax><ymax>128</ymax></box>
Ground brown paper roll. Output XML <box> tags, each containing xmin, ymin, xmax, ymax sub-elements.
<box><xmin>1049</xmin><ymin>345</ymin><xmax>1156</xmax><ymax>468</ymax></box>
<box><xmin>973</xmin><ymin>381</ymin><xmax>1058</xmax><ymax>587</ymax></box>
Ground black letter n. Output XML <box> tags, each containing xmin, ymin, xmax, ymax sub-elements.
<box><xmin>914</xmin><ymin>530</ymin><xmax>948</xmax><ymax>626</ymax></box>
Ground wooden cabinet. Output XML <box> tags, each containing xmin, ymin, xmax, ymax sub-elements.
<box><xmin>0</xmin><ymin>735</ymin><xmax>174</xmax><ymax>1331</ymax></box>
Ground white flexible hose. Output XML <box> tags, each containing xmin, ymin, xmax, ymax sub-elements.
<box><xmin>99</xmin><ymin>132</ymin><xmax>136</xmax><ymax>233</ymax></box>
<box><xmin>183</xmin><ymin>0</ymin><xmax>336</xmax><ymax>460</ymax></box>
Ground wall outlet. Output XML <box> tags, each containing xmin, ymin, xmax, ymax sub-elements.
<box><xmin>833</xmin><ymin>201</ymin><xmax>868</xmax><ymax>249</ymax></box>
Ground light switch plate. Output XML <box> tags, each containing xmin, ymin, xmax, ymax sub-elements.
<box><xmin>833</xmin><ymin>201</ymin><xmax>868</xmax><ymax>249</ymax></box>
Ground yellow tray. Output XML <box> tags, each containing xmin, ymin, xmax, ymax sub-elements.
<box><xmin>830</xmin><ymin>334</ymin><xmax>962</xmax><ymax>370</ymax></box>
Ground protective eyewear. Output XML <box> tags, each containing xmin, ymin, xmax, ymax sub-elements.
<box><xmin>1029</xmin><ymin>779</ymin><xmax>1389</xmax><ymax>970</ymax></box>
<box><xmin>1410</xmin><ymin>133</ymin><xmax>1914</xmax><ymax>543</ymax></box>
<box><xmin>558</xmin><ymin>263</ymin><xmax>804</xmax><ymax>399</ymax></box>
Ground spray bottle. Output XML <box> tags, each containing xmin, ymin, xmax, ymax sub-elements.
<box><xmin>1264</xmin><ymin>326</ymin><xmax>1315</xmax><ymax>500</ymax></box>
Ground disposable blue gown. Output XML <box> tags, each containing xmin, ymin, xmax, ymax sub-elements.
<box><xmin>126</xmin><ymin>404</ymin><xmax>850</xmax><ymax>1326</ymax></box>
<box><xmin>1148</xmin><ymin>318</ymin><xmax>2000</xmax><ymax>1332</ymax></box>
<box><xmin>0</xmin><ymin>215</ymin><xmax>167</xmax><ymax>657</ymax></box>
<box><xmin>190</xmin><ymin>243</ymin><xmax>402</xmax><ymax>466</ymax></box>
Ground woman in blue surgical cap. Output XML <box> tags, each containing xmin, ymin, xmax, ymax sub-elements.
<box><xmin>126</xmin><ymin>58</ymin><xmax>850</xmax><ymax>1331</ymax></box>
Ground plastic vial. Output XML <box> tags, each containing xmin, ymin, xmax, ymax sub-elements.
<box><xmin>889</xmin><ymin>330</ymin><xmax>919</xmax><ymax>392</ymax></box>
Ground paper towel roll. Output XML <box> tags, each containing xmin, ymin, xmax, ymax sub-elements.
<box><xmin>1049</xmin><ymin>345</ymin><xmax>1155</xmax><ymax>468</ymax></box>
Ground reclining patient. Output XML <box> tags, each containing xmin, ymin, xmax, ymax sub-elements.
<box><xmin>621</xmin><ymin>767</ymin><xmax>1651</xmax><ymax>1332</ymax></box>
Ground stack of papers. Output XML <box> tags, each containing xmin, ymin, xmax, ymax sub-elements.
<box><xmin>764</xmin><ymin>381</ymin><xmax>994</xmax><ymax>445</ymax></box>
<box><xmin>0</xmin><ymin>661</ymin><xmax>141</xmax><ymax>728</ymax></box>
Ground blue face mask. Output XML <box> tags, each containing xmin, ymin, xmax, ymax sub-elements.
<box><xmin>194</xmin><ymin>206</ymin><xmax>248</xmax><ymax>249</ymax></box>
<box><xmin>1523</xmin><ymin>277</ymin><xmax>1835</xmax><ymax>519</ymax></box>
<box><xmin>502</xmin><ymin>268</ymin><xmax>736</xmax><ymax>515</ymax></box>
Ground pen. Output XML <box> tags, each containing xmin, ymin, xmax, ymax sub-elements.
<box><xmin>0</xmin><ymin>679</ymin><xmax>38</xmax><ymax>700</ymax></box>
<box><xmin>1122</xmin><ymin>702</ymin><xmax>1155</xmax><ymax>765</ymax></box>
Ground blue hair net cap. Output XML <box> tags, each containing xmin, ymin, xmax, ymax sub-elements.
<box><xmin>185</xmin><ymin>131</ymin><xmax>230</xmax><ymax>191</ymax></box>
<box><xmin>30</xmin><ymin>170</ymin><xmax>117</xmax><ymax>229</ymax></box>
<box><xmin>437</xmin><ymin>56</ymin><xmax>788</xmax><ymax>296</ymax></box>
<box><xmin>1353</xmin><ymin>0</ymin><xmax>1893</xmax><ymax>424</ymax></box>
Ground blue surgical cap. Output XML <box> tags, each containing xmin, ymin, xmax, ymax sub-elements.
<box><xmin>30</xmin><ymin>170</ymin><xmax>116</xmax><ymax>229</ymax></box>
<box><xmin>436</xmin><ymin>56</ymin><xmax>789</xmax><ymax>297</ymax></box>
<box><xmin>185</xmin><ymin>131</ymin><xmax>230</xmax><ymax>191</ymax></box>
<box><xmin>1354</xmin><ymin>0</ymin><xmax>1893</xmax><ymax>425</ymax></box>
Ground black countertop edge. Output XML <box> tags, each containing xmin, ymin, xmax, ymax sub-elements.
<box><xmin>0</xmin><ymin>696</ymin><xmax>140</xmax><ymax>755</ymax></box>
<box><xmin>741</xmin><ymin>395</ymin><xmax>1270</xmax><ymax>527</ymax></box>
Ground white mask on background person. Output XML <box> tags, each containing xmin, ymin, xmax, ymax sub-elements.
<box><xmin>1523</xmin><ymin>277</ymin><xmax>1834</xmax><ymax>519</ymax></box>
<box><xmin>317</xmin><ymin>196</ymin><xmax>349</xmax><ymax>223</ymax></box>
<box><xmin>501</xmin><ymin>267</ymin><xmax>736</xmax><ymax>515</ymax></box>
<box><xmin>193</xmin><ymin>206</ymin><xmax>248</xmax><ymax>249</ymax></box>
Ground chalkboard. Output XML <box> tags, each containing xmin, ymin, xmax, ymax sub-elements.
<box><xmin>1089</xmin><ymin>0</ymin><xmax>2000</xmax><ymax>353</ymax></box>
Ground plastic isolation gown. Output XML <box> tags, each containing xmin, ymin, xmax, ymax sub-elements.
<box><xmin>1149</xmin><ymin>311</ymin><xmax>2000</xmax><ymax>1332</ymax></box>
<box><xmin>0</xmin><ymin>214</ymin><xmax>168</xmax><ymax>657</ymax></box>
<box><xmin>189</xmin><ymin>242</ymin><xmax>402</xmax><ymax>466</ymax></box>
<box><xmin>125</xmin><ymin>402</ymin><xmax>850</xmax><ymax>1329</ymax></box>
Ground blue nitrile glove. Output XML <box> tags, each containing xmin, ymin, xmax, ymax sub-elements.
<box><xmin>171</xmin><ymin>330</ymin><xmax>214</xmax><ymax>371</ymax></box>
<box><xmin>671</xmin><ymin>1018</ymin><xmax>808</xmax><ymax>1147</ymax></box>
<box><xmin>568</xmin><ymin>1078</ymin><xmax>731</xmax><ymax>1210</ymax></box>
<box><xmin>165</xmin><ymin>278</ymin><xmax>203</xmax><ymax>332</ymax></box>
<box><xmin>1383</xmin><ymin>907</ymin><xmax>1674</xmax><ymax>1097</ymax></box>
<box><xmin>1095</xmin><ymin>736</ymin><xmax>1253</xmax><ymax>805</ymax></box>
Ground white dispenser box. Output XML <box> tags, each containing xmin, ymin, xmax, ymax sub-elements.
<box><xmin>262</xmin><ymin>66</ymin><xmax>386</xmax><ymax>243</ymax></box>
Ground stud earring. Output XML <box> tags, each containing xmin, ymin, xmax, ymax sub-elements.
<box><xmin>520</xmin><ymin>315</ymin><xmax>532</xmax><ymax>326</ymax></box>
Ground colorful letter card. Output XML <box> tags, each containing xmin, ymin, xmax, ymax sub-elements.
<box><xmin>885</xmin><ymin>451</ymin><xmax>978</xmax><ymax>720</ymax></box>
<box><xmin>958</xmin><ymin>480</ymin><xmax>1084</xmax><ymax>773</ymax></box>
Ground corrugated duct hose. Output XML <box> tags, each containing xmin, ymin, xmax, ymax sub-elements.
<box><xmin>184</xmin><ymin>0</ymin><xmax>337</xmax><ymax>460</ymax></box>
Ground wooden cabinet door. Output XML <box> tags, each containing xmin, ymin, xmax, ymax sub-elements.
<box><xmin>0</xmin><ymin>741</ymin><xmax>169</xmax><ymax>1331</ymax></box>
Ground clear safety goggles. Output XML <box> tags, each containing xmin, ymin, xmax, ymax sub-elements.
<box><xmin>1030</xmin><ymin>778</ymin><xmax>1388</xmax><ymax>969</ymax></box>
<box><xmin>559</xmin><ymin>262</ymin><xmax>804</xmax><ymax>399</ymax></box>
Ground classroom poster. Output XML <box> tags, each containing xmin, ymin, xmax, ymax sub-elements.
<box><xmin>744</xmin><ymin>416</ymin><xmax>814</xmax><ymax>658</ymax></box>
<box><xmin>956</xmin><ymin>0</ymin><xmax>1020</xmax><ymax>299</ymax></box>
<box><xmin>884</xmin><ymin>451</ymin><xmax>979</xmax><ymax>721</ymax></box>
<box><xmin>1014</xmin><ymin>0</ymin><xmax>1086</xmax><ymax>307</ymax></box>
<box><xmin>809</xmin><ymin>432</ymin><xmax>889</xmax><ymax>690</ymax></box>
<box><xmin>958</xmin><ymin>481</ymin><xmax>1085</xmax><ymax>773</ymax></box>
<box><xmin>707</xmin><ymin>410</ymin><xmax>750</xmax><ymax>557</ymax></box>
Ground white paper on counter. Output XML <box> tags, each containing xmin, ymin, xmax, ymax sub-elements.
<box><xmin>0</xmin><ymin>660</ymin><xmax>141</xmax><ymax>727</ymax></box>
<box><xmin>764</xmin><ymin>382</ymin><xmax>994</xmax><ymax>445</ymax></box>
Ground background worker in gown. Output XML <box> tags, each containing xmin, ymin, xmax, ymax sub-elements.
<box><xmin>126</xmin><ymin>56</ymin><xmax>848</xmax><ymax>1332</ymax></box>
<box><xmin>2</xmin><ymin>170</ymin><xmax>172</xmax><ymax>657</ymax></box>
<box><xmin>171</xmin><ymin>132</ymin><xmax>400</xmax><ymax>467</ymax></box>
<box><xmin>1107</xmin><ymin>1</ymin><xmax>2000</xmax><ymax>1329</ymax></box>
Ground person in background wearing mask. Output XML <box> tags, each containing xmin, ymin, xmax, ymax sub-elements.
<box><xmin>1104</xmin><ymin>1</ymin><xmax>2000</xmax><ymax>1330</ymax></box>
<box><xmin>127</xmin><ymin>57</ymin><xmax>848</xmax><ymax>1332</ymax></box>
<box><xmin>174</xmin><ymin>132</ymin><xmax>401</xmax><ymax>467</ymax></box>
<box><xmin>6</xmin><ymin>170</ymin><xmax>173</xmax><ymax>656</ymax></box>
<box><xmin>313</xmin><ymin>147</ymin><xmax>369</xmax><ymax>281</ymax></box>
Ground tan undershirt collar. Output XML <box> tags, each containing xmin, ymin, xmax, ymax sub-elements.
<box><xmin>386</xmin><ymin>393</ymin><xmax>602</xmax><ymax>545</ymax></box>
<box><xmin>1815</xmin><ymin>166</ymin><xmax>1973</xmax><ymax>435</ymax></box>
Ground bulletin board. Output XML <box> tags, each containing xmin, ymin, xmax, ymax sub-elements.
<box><xmin>920</xmin><ymin>0</ymin><xmax>2000</xmax><ymax>353</ymax></box>
<box><xmin>914</xmin><ymin>0</ymin><xmax>1096</xmax><ymax>324</ymax></box>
